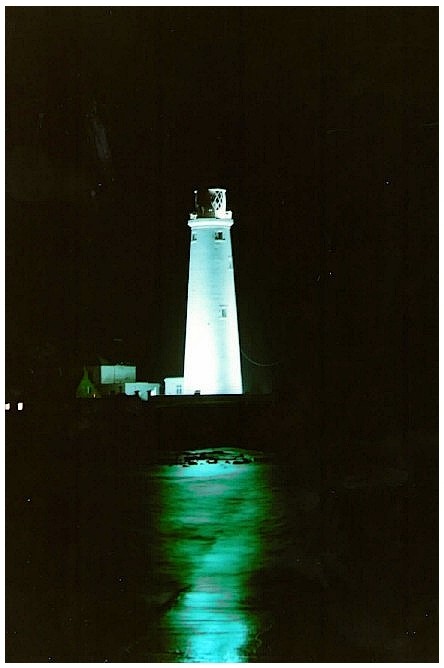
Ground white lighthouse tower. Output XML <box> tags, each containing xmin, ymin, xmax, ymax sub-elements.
<box><xmin>183</xmin><ymin>188</ymin><xmax>243</xmax><ymax>395</ymax></box>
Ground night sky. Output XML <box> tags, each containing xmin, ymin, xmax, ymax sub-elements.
<box><xmin>6</xmin><ymin>7</ymin><xmax>438</xmax><ymax>436</ymax></box>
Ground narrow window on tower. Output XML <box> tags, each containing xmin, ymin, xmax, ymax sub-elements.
<box><xmin>192</xmin><ymin>233</ymin><xmax>197</xmax><ymax>242</ymax></box>
<box><xmin>220</xmin><ymin>306</ymin><xmax>227</xmax><ymax>318</ymax></box>
<box><xmin>215</xmin><ymin>231</ymin><xmax>225</xmax><ymax>241</ymax></box>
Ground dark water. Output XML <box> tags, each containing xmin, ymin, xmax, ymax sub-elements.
<box><xmin>6</xmin><ymin>438</ymin><xmax>438</xmax><ymax>662</ymax></box>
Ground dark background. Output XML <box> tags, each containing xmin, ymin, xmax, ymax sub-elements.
<box><xmin>5</xmin><ymin>9</ymin><xmax>439</xmax><ymax>662</ymax></box>
<box><xmin>6</xmin><ymin>7</ymin><xmax>438</xmax><ymax>439</ymax></box>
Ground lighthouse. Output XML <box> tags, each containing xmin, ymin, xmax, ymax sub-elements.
<box><xmin>183</xmin><ymin>188</ymin><xmax>243</xmax><ymax>395</ymax></box>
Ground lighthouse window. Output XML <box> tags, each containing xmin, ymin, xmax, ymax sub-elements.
<box><xmin>192</xmin><ymin>233</ymin><xmax>197</xmax><ymax>241</ymax></box>
<box><xmin>220</xmin><ymin>307</ymin><xmax>227</xmax><ymax>318</ymax></box>
<box><xmin>215</xmin><ymin>231</ymin><xmax>225</xmax><ymax>241</ymax></box>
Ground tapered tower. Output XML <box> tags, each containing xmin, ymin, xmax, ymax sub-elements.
<box><xmin>183</xmin><ymin>188</ymin><xmax>243</xmax><ymax>395</ymax></box>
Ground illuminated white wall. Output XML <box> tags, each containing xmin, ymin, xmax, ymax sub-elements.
<box><xmin>124</xmin><ymin>382</ymin><xmax>160</xmax><ymax>400</ymax></box>
<box><xmin>100</xmin><ymin>364</ymin><xmax>136</xmax><ymax>385</ymax></box>
<box><xmin>164</xmin><ymin>376</ymin><xmax>184</xmax><ymax>395</ymax></box>
<box><xmin>183</xmin><ymin>189</ymin><xmax>243</xmax><ymax>395</ymax></box>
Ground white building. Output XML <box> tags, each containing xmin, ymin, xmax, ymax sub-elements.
<box><xmin>97</xmin><ymin>364</ymin><xmax>136</xmax><ymax>385</ymax></box>
<box><xmin>124</xmin><ymin>382</ymin><xmax>160</xmax><ymax>400</ymax></box>
<box><xmin>183</xmin><ymin>188</ymin><xmax>243</xmax><ymax>395</ymax></box>
<box><xmin>87</xmin><ymin>363</ymin><xmax>136</xmax><ymax>395</ymax></box>
<box><xmin>164</xmin><ymin>377</ymin><xmax>184</xmax><ymax>396</ymax></box>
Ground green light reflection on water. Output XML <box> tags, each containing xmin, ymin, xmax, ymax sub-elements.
<box><xmin>158</xmin><ymin>460</ymin><xmax>272</xmax><ymax>663</ymax></box>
